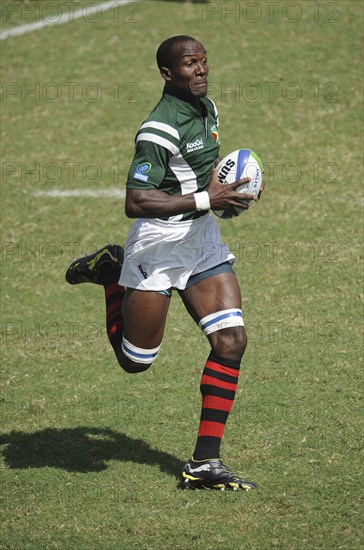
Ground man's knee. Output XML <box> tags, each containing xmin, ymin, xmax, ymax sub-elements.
<box><xmin>116</xmin><ymin>354</ymin><xmax>151</xmax><ymax>374</ymax></box>
<box><xmin>199</xmin><ymin>308</ymin><xmax>247</xmax><ymax>360</ymax></box>
<box><xmin>210</xmin><ymin>327</ymin><xmax>247</xmax><ymax>361</ymax></box>
<box><xmin>116</xmin><ymin>337</ymin><xmax>161</xmax><ymax>374</ymax></box>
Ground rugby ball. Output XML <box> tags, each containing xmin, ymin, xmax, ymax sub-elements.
<box><xmin>213</xmin><ymin>149</ymin><xmax>263</xmax><ymax>219</ymax></box>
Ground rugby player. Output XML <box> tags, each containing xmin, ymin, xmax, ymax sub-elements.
<box><xmin>66</xmin><ymin>35</ymin><xmax>262</xmax><ymax>491</ymax></box>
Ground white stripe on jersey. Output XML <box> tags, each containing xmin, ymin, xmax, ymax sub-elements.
<box><xmin>168</xmin><ymin>151</ymin><xmax>199</xmax><ymax>221</ymax></box>
<box><xmin>208</xmin><ymin>97</ymin><xmax>219</xmax><ymax>128</ymax></box>
<box><xmin>140</xmin><ymin>121</ymin><xmax>180</xmax><ymax>140</ymax></box>
<box><xmin>169</xmin><ymin>152</ymin><xmax>198</xmax><ymax>194</ymax></box>
<box><xmin>136</xmin><ymin>133</ymin><xmax>179</xmax><ymax>155</ymax></box>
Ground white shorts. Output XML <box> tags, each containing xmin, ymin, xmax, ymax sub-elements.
<box><xmin>119</xmin><ymin>213</ymin><xmax>235</xmax><ymax>291</ymax></box>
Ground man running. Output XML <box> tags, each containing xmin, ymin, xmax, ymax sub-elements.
<box><xmin>66</xmin><ymin>35</ymin><xmax>261</xmax><ymax>491</ymax></box>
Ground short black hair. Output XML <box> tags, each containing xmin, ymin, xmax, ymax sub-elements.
<box><xmin>156</xmin><ymin>35</ymin><xmax>202</xmax><ymax>70</ymax></box>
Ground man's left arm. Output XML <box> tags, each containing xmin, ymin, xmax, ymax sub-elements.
<box><xmin>214</xmin><ymin>155</ymin><xmax>221</xmax><ymax>168</ymax></box>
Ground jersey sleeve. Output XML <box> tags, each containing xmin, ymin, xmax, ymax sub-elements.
<box><xmin>126</xmin><ymin>123</ymin><xmax>180</xmax><ymax>190</ymax></box>
<box><xmin>126</xmin><ymin>140</ymin><xmax>170</xmax><ymax>190</ymax></box>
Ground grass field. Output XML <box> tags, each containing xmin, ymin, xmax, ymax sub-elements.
<box><xmin>1</xmin><ymin>0</ymin><xmax>363</xmax><ymax>548</ymax></box>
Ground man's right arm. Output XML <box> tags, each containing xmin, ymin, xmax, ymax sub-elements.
<box><xmin>125</xmin><ymin>188</ymin><xmax>197</xmax><ymax>218</ymax></box>
<box><xmin>125</xmin><ymin>170</ymin><xmax>255</xmax><ymax>219</ymax></box>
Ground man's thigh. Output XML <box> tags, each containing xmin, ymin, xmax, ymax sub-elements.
<box><xmin>179</xmin><ymin>272</ymin><xmax>246</xmax><ymax>360</ymax></box>
<box><xmin>122</xmin><ymin>288</ymin><xmax>171</xmax><ymax>348</ymax></box>
<box><xmin>179</xmin><ymin>271</ymin><xmax>242</xmax><ymax>322</ymax></box>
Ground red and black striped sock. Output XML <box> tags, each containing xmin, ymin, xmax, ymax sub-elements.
<box><xmin>193</xmin><ymin>352</ymin><xmax>241</xmax><ymax>461</ymax></box>
<box><xmin>98</xmin><ymin>262</ymin><xmax>124</xmax><ymax>354</ymax></box>
<box><xmin>104</xmin><ymin>282</ymin><xmax>124</xmax><ymax>354</ymax></box>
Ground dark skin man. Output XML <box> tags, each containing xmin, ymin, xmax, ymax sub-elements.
<box><xmin>66</xmin><ymin>36</ymin><xmax>261</xmax><ymax>490</ymax></box>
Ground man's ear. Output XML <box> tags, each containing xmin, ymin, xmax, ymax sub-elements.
<box><xmin>159</xmin><ymin>66</ymin><xmax>172</xmax><ymax>82</ymax></box>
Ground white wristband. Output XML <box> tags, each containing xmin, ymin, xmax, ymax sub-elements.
<box><xmin>194</xmin><ymin>191</ymin><xmax>211</xmax><ymax>211</ymax></box>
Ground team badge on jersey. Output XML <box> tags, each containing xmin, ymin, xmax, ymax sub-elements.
<box><xmin>211</xmin><ymin>125</ymin><xmax>219</xmax><ymax>143</ymax></box>
<box><xmin>133</xmin><ymin>162</ymin><xmax>152</xmax><ymax>182</ymax></box>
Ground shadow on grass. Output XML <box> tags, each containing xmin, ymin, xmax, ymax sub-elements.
<box><xmin>0</xmin><ymin>427</ymin><xmax>185</xmax><ymax>477</ymax></box>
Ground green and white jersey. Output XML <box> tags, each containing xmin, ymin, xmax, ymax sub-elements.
<box><xmin>126</xmin><ymin>91</ymin><xmax>220</xmax><ymax>221</ymax></box>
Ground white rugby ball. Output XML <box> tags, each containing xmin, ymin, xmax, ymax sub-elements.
<box><xmin>213</xmin><ymin>149</ymin><xmax>263</xmax><ymax>219</ymax></box>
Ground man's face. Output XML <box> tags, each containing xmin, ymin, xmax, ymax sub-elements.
<box><xmin>165</xmin><ymin>41</ymin><xmax>209</xmax><ymax>100</ymax></box>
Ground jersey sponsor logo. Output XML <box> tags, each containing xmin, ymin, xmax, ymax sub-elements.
<box><xmin>218</xmin><ymin>159</ymin><xmax>235</xmax><ymax>183</ymax></box>
<box><xmin>186</xmin><ymin>138</ymin><xmax>204</xmax><ymax>153</ymax></box>
<box><xmin>133</xmin><ymin>172</ymin><xmax>149</xmax><ymax>182</ymax></box>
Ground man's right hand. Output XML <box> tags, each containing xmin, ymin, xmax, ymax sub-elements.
<box><xmin>207</xmin><ymin>169</ymin><xmax>256</xmax><ymax>215</ymax></box>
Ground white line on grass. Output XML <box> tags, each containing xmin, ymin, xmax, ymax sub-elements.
<box><xmin>0</xmin><ymin>0</ymin><xmax>132</xmax><ymax>40</ymax></box>
<box><xmin>32</xmin><ymin>188</ymin><xmax>125</xmax><ymax>198</ymax></box>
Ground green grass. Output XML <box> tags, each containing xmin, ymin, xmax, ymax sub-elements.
<box><xmin>1</xmin><ymin>0</ymin><xmax>363</xmax><ymax>548</ymax></box>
